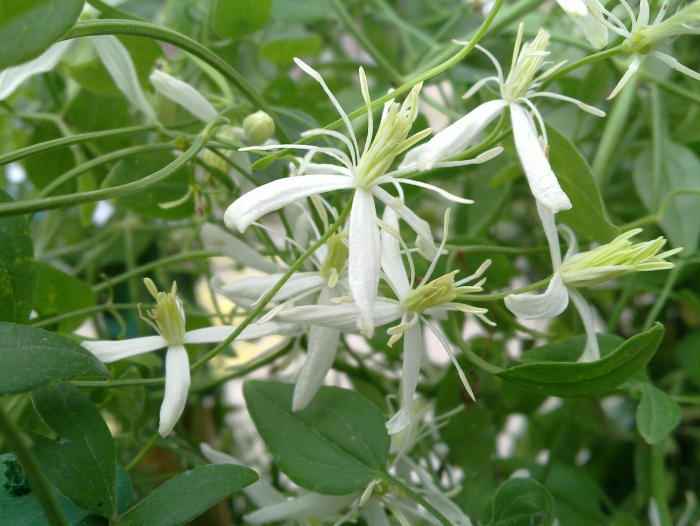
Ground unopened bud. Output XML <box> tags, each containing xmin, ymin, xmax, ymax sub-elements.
<box><xmin>243</xmin><ymin>111</ymin><xmax>275</xmax><ymax>145</ymax></box>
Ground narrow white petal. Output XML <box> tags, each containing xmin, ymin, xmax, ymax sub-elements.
<box><xmin>555</xmin><ymin>0</ymin><xmax>587</xmax><ymax>16</ymax></box>
<box><xmin>416</xmin><ymin>100</ymin><xmax>507</xmax><ymax>170</ymax></box>
<box><xmin>348</xmin><ymin>188</ymin><xmax>381</xmax><ymax>337</ymax></box>
<box><xmin>422</xmin><ymin>317</ymin><xmax>475</xmax><ymax>401</ymax></box>
<box><xmin>277</xmin><ymin>301</ymin><xmax>403</xmax><ymax>332</ymax></box>
<box><xmin>386</xmin><ymin>323</ymin><xmax>423</xmax><ymax>435</ymax></box>
<box><xmin>158</xmin><ymin>345</ymin><xmax>191</xmax><ymax>437</ymax></box>
<box><xmin>568</xmin><ymin>287</ymin><xmax>601</xmax><ymax>362</ymax></box>
<box><xmin>607</xmin><ymin>55</ymin><xmax>641</xmax><ymax>100</ymax></box>
<box><xmin>224</xmin><ymin>175</ymin><xmax>355</xmax><ymax>232</ymax></box>
<box><xmin>363</xmin><ymin>500</ymin><xmax>392</xmax><ymax>526</ymax></box>
<box><xmin>150</xmin><ymin>69</ymin><xmax>217</xmax><ymax>122</ymax></box>
<box><xmin>0</xmin><ymin>41</ymin><xmax>71</xmax><ymax>101</ymax></box>
<box><xmin>293</xmin><ymin>287</ymin><xmax>342</xmax><ymax>411</ymax></box>
<box><xmin>200</xmin><ymin>444</ymin><xmax>286</xmax><ymax>508</ymax></box>
<box><xmin>557</xmin><ymin>223</ymin><xmax>579</xmax><ymax>261</ymax></box>
<box><xmin>651</xmin><ymin>51</ymin><xmax>700</xmax><ymax>82</ymax></box>
<box><xmin>381</xmin><ymin>208</ymin><xmax>410</xmax><ymax>298</ymax></box>
<box><xmin>399</xmin><ymin>143</ymin><xmax>426</xmax><ymax>169</ymax></box>
<box><xmin>214</xmin><ymin>272</ymin><xmax>324</xmax><ymax>304</ymax></box>
<box><xmin>183</xmin><ymin>321</ymin><xmax>299</xmax><ymax>344</ymax></box>
<box><xmin>510</xmin><ymin>104</ymin><xmax>572</xmax><ymax>213</ymax></box>
<box><xmin>504</xmin><ymin>272</ymin><xmax>570</xmax><ymax>319</ymax></box>
<box><xmin>82</xmin><ymin>335</ymin><xmax>167</xmax><ymax>363</ymax></box>
<box><xmin>556</xmin><ymin>0</ymin><xmax>609</xmax><ymax>48</ymax></box>
<box><xmin>536</xmin><ymin>200</ymin><xmax>562</xmax><ymax>271</ymax></box>
<box><xmin>91</xmin><ymin>36</ymin><xmax>155</xmax><ymax>121</ymax></box>
<box><xmin>200</xmin><ymin>223</ymin><xmax>280</xmax><ymax>273</ymax></box>
<box><xmin>245</xmin><ymin>492</ymin><xmax>358</xmax><ymax>523</ymax></box>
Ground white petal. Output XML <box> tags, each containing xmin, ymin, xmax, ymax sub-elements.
<box><xmin>214</xmin><ymin>272</ymin><xmax>324</xmax><ymax>304</ymax></box>
<box><xmin>91</xmin><ymin>36</ymin><xmax>156</xmax><ymax>121</ymax></box>
<box><xmin>82</xmin><ymin>335</ymin><xmax>168</xmax><ymax>363</ymax></box>
<box><xmin>556</xmin><ymin>0</ymin><xmax>609</xmax><ymax>49</ymax></box>
<box><xmin>536</xmin><ymin>200</ymin><xmax>562</xmax><ymax>271</ymax></box>
<box><xmin>348</xmin><ymin>188</ymin><xmax>381</xmax><ymax>337</ymax></box>
<box><xmin>293</xmin><ymin>286</ymin><xmax>342</xmax><ymax>411</ymax></box>
<box><xmin>608</xmin><ymin>55</ymin><xmax>641</xmax><ymax>100</ymax></box>
<box><xmin>158</xmin><ymin>345</ymin><xmax>191</xmax><ymax>437</ymax></box>
<box><xmin>555</xmin><ymin>0</ymin><xmax>587</xmax><ymax>16</ymax></box>
<box><xmin>244</xmin><ymin>492</ymin><xmax>358</xmax><ymax>523</ymax></box>
<box><xmin>200</xmin><ymin>444</ymin><xmax>286</xmax><ymax>508</ymax></box>
<box><xmin>557</xmin><ymin>223</ymin><xmax>579</xmax><ymax>261</ymax></box>
<box><xmin>200</xmin><ymin>223</ymin><xmax>280</xmax><ymax>273</ymax></box>
<box><xmin>386</xmin><ymin>323</ymin><xmax>423</xmax><ymax>435</ymax></box>
<box><xmin>380</xmin><ymin>208</ymin><xmax>410</xmax><ymax>298</ymax></box>
<box><xmin>416</xmin><ymin>100</ymin><xmax>507</xmax><ymax>170</ymax></box>
<box><xmin>277</xmin><ymin>301</ymin><xmax>403</xmax><ymax>332</ymax></box>
<box><xmin>568</xmin><ymin>288</ymin><xmax>601</xmax><ymax>362</ymax></box>
<box><xmin>183</xmin><ymin>321</ymin><xmax>299</xmax><ymax>344</ymax></box>
<box><xmin>364</xmin><ymin>500</ymin><xmax>392</xmax><ymax>526</ymax></box>
<box><xmin>504</xmin><ymin>272</ymin><xmax>570</xmax><ymax>319</ymax></box>
<box><xmin>399</xmin><ymin>143</ymin><xmax>426</xmax><ymax>169</ymax></box>
<box><xmin>510</xmin><ymin>104</ymin><xmax>572</xmax><ymax>213</ymax></box>
<box><xmin>224</xmin><ymin>175</ymin><xmax>355</xmax><ymax>232</ymax></box>
<box><xmin>0</xmin><ymin>41</ymin><xmax>71</xmax><ymax>101</ymax></box>
<box><xmin>150</xmin><ymin>69</ymin><xmax>217</xmax><ymax>123</ymax></box>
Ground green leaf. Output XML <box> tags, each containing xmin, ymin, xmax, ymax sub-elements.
<box><xmin>0</xmin><ymin>0</ymin><xmax>84</xmax><ymax>70</ymax></box>
<box><xmin>633</xmin><ymin>140</ymin><xmax>700</xmax><ymax>254</ymax></box>
<box><xmin>271</xmin><ymin>0</ymin><xmax>334</xmax><ymax>23</ymax></box>
<box><xmin>102</xmin><ymin>151</ymin><xmax>194</xmax><ymax>220</ymax></box>
<box><xmin>488</xmin><ymin>477</ymin><xmax>555</xmax><ymax>526</ymax></box>
<box><xmin>260</xmin><ymin>36</ymin><xmax>322</xmax><ymax>68</ymax></box>
<box><xmin>636</xmin><ymin>383</ymin><xmax>681</xmax><ymax>444</ymax></box>
<box><xmin>213</xmin><ymin>0</ymin><xmax>272</xmax><ymax>38</ymax></box>
<box><xmin>0</xmin><ymin>188</ymin><xmax>36</xmax><ymax>324</ymax></box>
<box><xmin>497</xmin><ymin>325</ymin><xmax>664</xmax><ymax>397</ymax></box>
<box><xmin>117</xmin><ymin>464</ymin><xmax>258</xmax><ymax>526</ymax></box>
<box><xmin>33</xmin><ymin>261</ymin><xmax>97</xmax><ymax>331</ymax></box>
<box><xmin>30</xmin><ymin>383</ymin><xmax>117</xmax><ymax>519</ymax></box>
<box><xmin>244</xmin><ymin>380</ymin><xmax>390</xmax><ymax>495</ymax></box>
<box><xmin>547</xmin><ymin>124</ymin><xmax>619</xmax><ymax>244</ymax></box>
<box><xmin>519</xmin><ymin>334</ymin><xmax>624</xmax><ymax>364</ymax></box>
<box><xmin>22</xmin><ymin>122</ymin><xmax>77</xmax><ymax>192</ymax></box>
<box><xmin>0</xmin><ymin>323</ymin><xmax>110</xmax><ymax>395</ymax></box>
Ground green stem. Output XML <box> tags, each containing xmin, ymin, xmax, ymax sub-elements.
<box><xmin>125</xmin><ymin>432</ymin><xmax>160</xmax><ymax>472</ymax></box>
<box><xmin>0</xmin><ymin>125</ymin><xmax>156</xmax><ymax>167</ymax></box>
<box><xmin>643</xmin><ymin>263</ymin><xmax>683</xmax><ymax>331</ymax></box>
<box><xmin>63</xmin><ymin>20</ymin><xmax>291</xmax><ymax>143</ymax></box>
<box><xmin>190</xmin><ymin>197</ymin><xmax>354</xmax><ymax>371</ymax></box>
<box><xmin>460</xmin><ymin>277</ymin><xmax>551</xmax><ymax>302</ymax></box>
<box><xmin>447</xmin><ymin>312</ymin><xmax>503</xmax><ymax>374</ymax></box>
<box><xmin>0</xmin><ymin>117</ymin><xmax>227</xmax><ymax>216</ymax></box>
<box><xmin>650</xmin><ymin>443</ymin><xmax>673</xmax><ymax>526</ymax></box>
<box><xmin>381</xmin><ymin>473</ymin><xmax>452</xmax><ymax>526</ymax></box>
<box><xmin>641</xmin><ymin>72</ymin><xmax>700</xmax><ymax>106</ymax></box>
<box><xmin>447</xmin><ymin>244</ymin><xmax>549</xmax><ymax>255</ymax></box>
<box><xmin>0</xmin><ymin>406</ymin><xmax>68</xmax><ymax>526</ymax></box>
<box><xmin>539</xmin><ymin>45</ymin><xmax>624</xmax><ymax>91</ymax></box>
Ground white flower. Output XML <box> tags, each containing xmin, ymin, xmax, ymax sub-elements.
<box><xmin>585</xmin><ymin>0</ymin><xmax>700</xmax><ymax>98</ymax></box>
<box><xmin>150</xmin><ymin>69</ymin><xmax>219</xmax><ymax>123</ymax></box>
<box><xmin>278</xmin><ymin>208</ymin><xmax>492</xmax><ymax>434</ymax></box>
<box><xmin>224</xmin><ymin>58</ymin><xmax>501</xmax><ymax>337</ymax></box>
<box><xmin>505</xmin><ymin>203</ymin><xmax>680</xmax><ymax>362</ymax></box>
<box><xmin>82</xmin><ymin>279</ymin><xmax>298</xmax><ymax>436</ymax></box>
<box><xmin>0</xmin><ymin>36</ymin><xmax>155</xmax><ymax>121</ymax></box>
<box><xmin>555</xmin><ymin>0</ymin><xmax>609</xmax><ymax>49</ymax></box>
<box><xmin>417</xmin><ymin>24</ymin><xmax>606</xmax><ymax>214</ymax></box>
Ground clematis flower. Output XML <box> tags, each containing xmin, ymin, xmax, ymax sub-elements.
<box><xmin>417</xmin><ymin>24</ymin><xmax>606</xmax><ymax>214</ymax></box>
<box><xmin>554</xmin><ymin>0</ymin><xmax>609</xmax><ymax>49</ymax></box>
<box><xmin>224</xmin><ymin>58</ymin><xmax>501</xmax><ymax>337</ymax></box>
<box><xmin>505</xmin><ymin>204</ymin><xmax>681</xmax><ymax>362</ymax></box>
<box><xmin>585</xmin><ymin>0</ymin><xmax>700</xmax><ymax>98</ymax></box>
<box><xmin>278</xmin><ymin>208</ymin><xmax>493</xmax><ymax>434</ymax></box>
<box><xmin>82</xmin><ymin>278</ymin><xmax>298</xmax><ymax>436</ymax></box>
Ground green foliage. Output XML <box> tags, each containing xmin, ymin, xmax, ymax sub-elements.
<box><xmin>213</xmin><ymin>0</ymin><xmax>273</xmax><ymax>38</ymax></box>
<box><xmin>636</xmin><ymin>382</ymin><xmax>681</xmax><ymax>444</ymax></box>
<box><xmin>33</xmin><ymin>261</ymin><xmax>96</xmax><ymax>331</ymax></box>
<box><xmin>488</xmin><ymin>477</ymin><xmax>555</xmax><ymax>526</ymax></box>
<box><xmin>261</xmin><ymin>36</ymin><xmax>322</xmax><ymax>68</ymax></box>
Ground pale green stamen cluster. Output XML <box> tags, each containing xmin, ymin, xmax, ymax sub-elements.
<box><xmin>140</xmin><ymin>278</ymin><xmax>187</xmax><ymax>345</ymax></box>
<box><xmin>355</xmin><ymin>84</ymin><xmax>431</xmax><ymax>187</ymax></box>
<box><xmin>320</xmin><ymin>230</ymin><xmax>349</xmax><ymax>287</ymax></box>
<box><xmin>503</xmin><ymin>27</ymin><xmax>557</xmax><ymax>101</ymax></box>
<box><xmin>622</xmin><ymin>0</ymin><xmax>700</xmax><ymax>54</ymax></box>
<box><xmin>560</xmin><ymin>229</ymin><xmax>681</xmax><ymax>288</ymax></box>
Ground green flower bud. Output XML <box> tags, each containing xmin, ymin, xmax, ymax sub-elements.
<box><xmin>243</xmin><ymin>111</ymin><xmax>275</xmax><ymax>145</ymax></box>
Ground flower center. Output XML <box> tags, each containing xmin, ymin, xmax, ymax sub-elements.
<box><xmin>401</xmin><ymin>271</ymin><xmax>461</xmax><ymax>314</ymax></box>
<box><xmin>503</xmin><ymin>28</ymin><xmax>551</xmax><ymax>102</ymax></box>
<box><xmin>320</xmin><ymin>230</ymin><xmax>349</xmax><ymax>287</ymax></box>
<box><xmin>141</xmin><ymin>278</ymin><xmax>186</xmax><ymax>345</ymax></box>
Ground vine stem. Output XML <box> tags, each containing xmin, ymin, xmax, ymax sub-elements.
<box><xmin>539</xmin><ymin>44</ymin><xmax>624</xmax><ymax>91</ymax></box>
<box><xmin>0</xmin><ymin>405</ymin><xmax>68</xmax><ymax>526</ymax></box>
<box><xmin>650</xmin><ymin>443</ymin><xmax>673</xmax><ymax>526</ymax></box>
<box><xmin>381</xmin><ymin>473</ymin><xmax>452</xmax><ymax>526</ymax></box>
<box><xmin>125</xmin><ymin>431</ymin><xmax>160</xmax><ymax>472</ymax></box>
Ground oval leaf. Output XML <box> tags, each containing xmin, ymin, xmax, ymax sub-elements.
<box><xmin>30</xmin><ymin>383</ymin><xmax>117</xmax><ymax>519</ymax></box>
<box><xmin>489</xmin><ymin>478</ymin><xmax>555</xmax><ymax>526</ymax></box>
<box><xmin>0</xmin><ymin>0</ymin><xmax>84</xmax><ymax>70</ymax></box>
<box><xmin>547</xmin><ymin>124</ymin><xmax>619</xmax><ymax>244</ymax></box>
<box><xmin>33</xmin><ymin>261</ymin><xmax>96</xmax><ymax>331</ymax></box>
<box><xmin>243</xmin><ymin>380</ymin><xmax>390</xmax><ymax>495</ymax></box>
<box><xmin>498</xmin><ymin>324</ymin><xmax>664</xmax><ymax>397</ymax></box>
<box><xmin>117</xmin><ymin>464</ymin><xmax>258</xmax><ymax>526</ymax></box>
<box><xmin>636</xmin><ymin>383</ymin><xmax>681</xmax><ymax>444</ymax></box>
<box><xmin>0</xmin><ymin>323</ymin><xmax>110</xmax><ymax>395</ymax></box>
<box><xmin>0</xmin><ymin>188</ymin><xmax>36</xmax><ymax>323</ymax></box>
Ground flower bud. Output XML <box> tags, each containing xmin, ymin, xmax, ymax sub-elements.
<box><xmin>243</xmin><ymin>110</ymin><xmax>275</xmax><ymax>145</ymax></box>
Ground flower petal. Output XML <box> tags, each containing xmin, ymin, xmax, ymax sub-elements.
<box><xmin>510</xmin><ymin>103</ymin><xmax>572</xmax><ymax>213</ymax></box>
<box><xmin>536</xmin><ymin>200</ymin><xmax>562</xmax><ymax>271</ymax></box>
<box><xmin>216</xmin><ymin>272</ymin><xmax>324</xmax><ymax>305</ymax></box>
<box><xmin>363</xmin><ymin>500</ymin><xmax>392</xmax><ymax>526</ymax></box>
<box><xmin>224</xmin><ymin>175</ymin><xmax>355</xmax><ymax>232</ymax></box>
<box><xmin>277</xmin><ymin>301</ymin><xmax>403</xmax><ymax>332</ymax></box>
<box><xmin>386</xmin><ymin>323</ymin><xmax>423</xmax><ymax>435</ymax></box>
<box><xmin>150</xmin><ymin>69</ymin><xmax>217</xmax><ymax>123</ymax></box>
<box><xmin>158</xmin><ymin>345</ymin><xmax>191</xmax><ymax>437</ymax></box>
<box><xmin>0</xmin><ymin>41</ymin><xmax>71</xmax><ymax>101</ymax></box>
<box><xmin>183</xmin><ymin>321</ymin><xmax>299</xmax><ymax>344</ymax></box>
<box><xmin>504</xmin><ymin>272</ymin><xmax>569</xmax><ymax>319</ymax></box>
<box><xmin>91</xmin><ymin>36</ymin><xmax>155</xmax><ymax>121</ymax></box>
<box><xmin>380</xmin><ymin>208</ymin><xmax>410</xmax><ymax>298</ymax></box>
<box><xmin>568</xmin><ymin>288</ymin><xmax>601</xmax><ymax>362</ymax></box>
<box><xmin>82</xmin><ymin>335</ymin><xmax>168</xmax><ymax>363</ymax></box>
<box><xmin>293</xmin><ymin>286</ymin><xmax>342</xmax><ymax>411</ymax></box>
<box><xmin>555</xmin><ymin>0</ymin><xmax>608</xmax><ymax>49</ymax></box>
<box><xmin>244</xmin><ymin>492</ymin><xmax>358</xmax><ymax>524</ymax></box>
<box><xmin>416</xmin><ymin>99</ymin><xmax>507</xmax><ymax>170</ymax></box>
<box><xmin>200</xmin><ymin>223</ymin><xmax>281</xmax><ymax>273</ymax></box>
